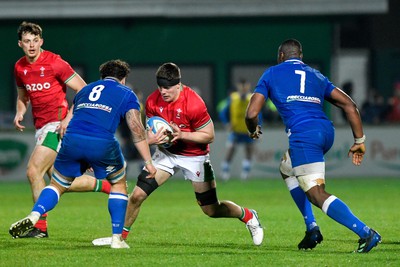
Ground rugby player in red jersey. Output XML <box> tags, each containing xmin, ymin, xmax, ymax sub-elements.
<box><xmin>12</xmin><ymin>21</ymin><xmax>110</xmax><ymax>238</ymax></box>
<box><xmin>122</xmin><ymin>62</ymin><xmax>264</xmax><ymax>245</ymax></box>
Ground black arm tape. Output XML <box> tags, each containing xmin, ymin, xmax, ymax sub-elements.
<box><xmin>136</xmin><ymin>170</ymin><xmax>159</xmax><ymax>196</ymax></box>
<box><xmin>195</xmin><ymin>188</ymin><xmax>218</xmax><ymax>206</ymax></box>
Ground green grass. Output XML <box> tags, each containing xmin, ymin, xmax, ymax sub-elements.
<box><xmin>1</xmin><ymin>178</ymin><xmax>399</xmax><ymax>266</ymax></box>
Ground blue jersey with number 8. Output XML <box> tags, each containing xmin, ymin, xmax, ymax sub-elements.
<box><xmin>67</xmin><ymin>77</ymin><xmax>140</xmax><ymax>139</ymax></box>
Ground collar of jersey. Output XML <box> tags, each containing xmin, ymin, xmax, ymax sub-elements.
<box><xmin>103</xmin><ymin>77</ymin><xmax>119</xmax><ymax>82</ymax></box>
<box><xmin>284</xmin><ymin>59</ymin><xmax>304</xmax><ymax>64</ymax></box>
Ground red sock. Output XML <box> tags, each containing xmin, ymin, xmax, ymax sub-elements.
<box><xmin>240</xmin><ymin>208</ymin><xmax>253</xmax><ymax>223</ymax></box>
<box><xmin>122</xmin><ymin>227</ymin><xmax>130</xmax><ymax>240</ymax></box>
<box><xmin>34</xmin><ymin>213</ymin><xmax>48</xmax><ymax>231</ymax></box>
<box><xmin>93</xmin><ymin>180</ymin><xmax>111</xmax><ymax>194</ymax></box>
<box><xmin>101</xmin><ymin>180</ymin><xmax>111</xmax><ymax>194</ymax></box>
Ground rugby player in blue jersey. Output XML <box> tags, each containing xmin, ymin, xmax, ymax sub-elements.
<box><xmin>245</xmin><ymin>39</ymin><xmax>381</xmax><ymax>253</ymax></box>
<box><xmin>9</xmin><ymin>59</ymin><xmax>156</xmax><ymax>249</ymax></box>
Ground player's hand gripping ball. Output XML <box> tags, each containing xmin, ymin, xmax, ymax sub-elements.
<box><xmin>146</xmin><ymin>116</ymin><xmax>173</xmax><ymax>148</ymax></box>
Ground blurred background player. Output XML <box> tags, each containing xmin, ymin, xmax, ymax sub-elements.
<box><xmin>219</xmin><ymin>79</ymin><xmax>261</xmax><ymax>180</ymax></box>
<box><xmin>120</xmin><ymin>62</ymin><xmax>264</xmax><ymax>246</ymax></box>
<box><xmin>9</xmin><ymin>59</ymin><xmax>156</xmax><ymax>248</ymax></box>
<box><xmin>245</xmin><ymin>39</ymin><xmax>381</xmax><ymax>253</ymax></box>
<box><xmin>13</xmin><ymin>21</ymin><xmax>111</xmax><ymax>238</ymax></box>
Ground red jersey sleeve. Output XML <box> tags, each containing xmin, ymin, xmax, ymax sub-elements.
<box><xmin>186</xmin><ymin>89</ymin><xmax>212</xmax><ymax>130</ymax></box>
<box><xmin>145</xmin><ymin>91</ymin><xmax>158</xmax><ymax>118</ymax></box>
<box><xmin>14</xmin><ymin>60</ymin><xmax>25</xmax><ymax>88</ymax></box>
<box><xmin>51</xmin><ymin>54</ymin><xmax>76</xmax><ymax>83</ymax></box>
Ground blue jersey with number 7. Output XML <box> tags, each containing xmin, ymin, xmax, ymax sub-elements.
<box><xmin>254</xmin><ymin>59</ymin><xmax>336</xmax><ymax>131</ymax></box>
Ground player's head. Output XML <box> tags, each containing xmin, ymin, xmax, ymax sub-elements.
<box><xmin>236</xmin><ymin>78</ymin><xmax>252</xmax><ymax>96</ymax></box>
<box><xmin>17</xmin><ymin>21</ymin><xmax>42</xmax><ymax>40</ymax></box>
<box><xmin>156</xmin><ymin>62</ymin><xmax>182</xmax><ymax>103</ymax></box>
<box><xmin>99</xmin><ymin>59</ymin><xmax>130</xmax><ymax>84</ymax></box>
<box><xmin>17</xmin><ymin>21</ymin><xmax>44</xmax><ymax>62</ymax></box>
<box><xmin>277</xmin><ymin>39</ymin><xmax>303</xmax><ymax>63</ymax></box>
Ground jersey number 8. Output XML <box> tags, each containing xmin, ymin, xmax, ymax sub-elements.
<box><xmin>88</xmin><ymin>85</ymin><xmax>105</xmax><ymax>101</ymax></box>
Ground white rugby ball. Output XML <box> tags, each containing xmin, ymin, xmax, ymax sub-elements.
<box><xmin>146</xmin><ymin>116</ymin><xmax>173</xmax><ymax>147</ymax></box>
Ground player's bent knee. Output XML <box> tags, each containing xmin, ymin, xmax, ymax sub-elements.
<box><xmin>195</xmin><ymin>188</ymin><xmax>218</xmax><ymax>207</ymax></box>
<box><xmin>136</xmin><ymin>170</ymin><xmax>159</xmax><ymax>196</ymax></box>
<box><xmin>107</xmin><ymin>167</ymin><xmax>126</xmax><ymax>184</ymax></box>
<box><xmin>51</xmin><ymin>170</ymin><xmax>73</xmax><ymax>189</ymax></box>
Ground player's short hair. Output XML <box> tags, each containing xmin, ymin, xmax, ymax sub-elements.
<box><xmin>99</xmin><ymin>59</ymin><xmax>130</xmax><ymax>80</ymax></box>
<box><xmin>279</xmin><ymin>39</ymin><xmax>302</xmax><ymax>59</ymax></box>
<box><xmin>17</xmin><ymin>21</ymin><xmax>43</xmax><ymax>40</ymax></box>
<box><xmin>156</xmin><ymin>62</ymin><xmax>181</xmax><ymax>87</ymax></box>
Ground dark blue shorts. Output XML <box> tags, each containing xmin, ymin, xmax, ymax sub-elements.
<box><xmin>54</xmin><ymin>133</ymin><xmax>125</xmax><ymax>179</ymax></box>
<box><xmin>288</xmin><ymin>120</ymin><xmax>334</xmax><ymax>168</ymax></box>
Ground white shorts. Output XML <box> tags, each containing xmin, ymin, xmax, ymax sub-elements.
<box><xmin>35</xmin><ymin>121</ymin><xmax>61</xmax><ymax>152</ymax></box>
<box><xmin>152</xmin><ymin>148</ymin><xmax>213</xmax><ymax>182</ymax></box>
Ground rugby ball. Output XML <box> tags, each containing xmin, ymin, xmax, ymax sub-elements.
<box><xmin>146</xmin><ymin>116</ymin><xmax>173</xmax><ymax>147</ymax></box>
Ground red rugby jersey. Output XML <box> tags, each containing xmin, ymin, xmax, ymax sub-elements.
<box><xmin>14</xmin><ymin>50</ymin><xmax>76</xmax><ymax>129</ymax></box>
<box><xmin>146</xmin><ymin>85</ymin><xmax>212</xmax><ymax>156</ymax></box>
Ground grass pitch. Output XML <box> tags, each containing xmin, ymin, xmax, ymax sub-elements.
<box><xmin>0</xmin><ymin>177</ymin><xmax>399</xmax><ymax>266</ymax></box>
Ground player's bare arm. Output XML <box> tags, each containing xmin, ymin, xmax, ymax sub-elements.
<box><xmin>14</xmin><ymin>88</ymin><xmax>30</xmax><ymax>131</ymax></box>
<box><xmin>66</xmin><ymin>73</ymin><xmax>87</xmax><ymax>93</ymax></box>
<box><xmin>170</xmin><ymin>120</ymin><xmax>214</xmax><ymax>144</ymax></box>
<box><xmin>58</xmin><ymin>74</ymin><xmax>87</xmax><ymax>135</ymax></box>
<box><xmin>126</xmin><ymin>109</ymin><xmax>156</xmax><ymax>178</ymax></box>
<box><xmin>326</xmin><ymin>88</ymin><xmax>366</xmax><ymax>166</ymax></box>
<box><xmin>245</xmin><ymin>93</ymin><xmax>264</xmax><ymax>139</ymax></box>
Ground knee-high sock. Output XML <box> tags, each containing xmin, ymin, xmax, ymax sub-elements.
<box><xmin>285</xmin><ymin>177</ymin><xmax>317</xmax><ymax>231</ymax></box>
<box><xmin>322</xmin><ymin>195</ymin><xmax>370</xmax><ymax>238</ymax></box>
<box><xmin>108</xmin><ymin>193</ymin><xmax>128</xmax><ymax>234</ymax></box>
<box><xmin>32</xmin><ymin>186</ymin><xmax>60</xmax><ymax>215</ymax></box>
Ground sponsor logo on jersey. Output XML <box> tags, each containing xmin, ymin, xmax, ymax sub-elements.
<box><xmin>286</xmin><ymin>95</ymin><xmax>321</xmax><ymax>104</ymax></box>
<box><xmin>75</xmin><ymin>102</ymin><xmax>112</xmax><ymax>113</ymax></box>
<box><xmin>25</xmin><ymin>82</ymin><xmax>51</xmax><ymax>91</ymax></box>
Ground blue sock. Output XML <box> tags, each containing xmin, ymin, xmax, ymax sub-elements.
<box><xmin>290</xmin><ymin>186</ymin><xmax>317</xmax><ymax>231</ymax></box>
<box><xmin>323</xmin><ymin>195</ymin><xmax>370</xmax><ymax>238</ymax></box>
<box><xmin>32</xmin><ymin>186</ymin><xmax>60</xmax><ymax>215</ymax></box>
<box><xmin>108</xmin><ymin>193</ymin><xmax>128</xmax><ymax>234</ymax></box>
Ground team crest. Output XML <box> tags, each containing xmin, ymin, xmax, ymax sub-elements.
<box><xmin>176</xmin><ymin>108</ymin><xmax>182</xmax><ymax>119</ymax></box>
<box><xmin>40</xmin><ymin>67</ymin><xmax>45</xmax><ymax>77</ymax></box>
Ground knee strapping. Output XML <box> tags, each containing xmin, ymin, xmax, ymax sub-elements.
<box><xmin>136</xmin><ymin>170</ymin><xmax>159</xmax><ymax>196</ymax></box>
<box><xmin>279</xmin><ymin>150</ymin><xmax>294</xmax><ymax>176</ymax></box>
<box><xmin>195</xmin><ymin>188</ymin><xmax>218</xmax><ymax>206</ymax></box>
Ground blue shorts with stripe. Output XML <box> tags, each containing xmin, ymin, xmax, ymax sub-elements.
<box><xmin>288</xmin><ymin>119</ymin><xmax>334</xmax><ymax>168</ymax></box>
<box><xmin>54</xmin><ymin>133</ymin><xmax>125</xmax><ymax>179</ymax></box>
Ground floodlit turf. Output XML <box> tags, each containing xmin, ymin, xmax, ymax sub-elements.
<box><xmin>1</xmin><ymin>177</ymin><xmax>399</xmax><ymax>266</ymax></box>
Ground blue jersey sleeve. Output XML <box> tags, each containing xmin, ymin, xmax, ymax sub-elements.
<box><xmin>254</xmin><ymin>69</ymin><xmax>271</xmax><ymax>101</ymax></box>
